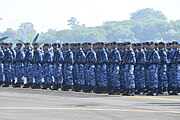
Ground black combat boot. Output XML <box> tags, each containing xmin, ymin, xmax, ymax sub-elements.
<box><xmin>114</xmin><ymin>87</ymin><xmax>120</xmax><ymax>95</ymax></box>
<box><xmin>51</xmin><ymin>84</ymin><xmax>58</xmax><ymax>90</ymax></box>
<box><xmin>170</xmin><ymin>88</ymin><xmax>178</xmax><ymax>95</ymax></box>
<box><xmin>108</xmin><ymin>87</ymin><xmax>114</xmax><ymax>95</ymax></box>
<box><xmin>47</xmin><ymin>83</ymin><xmax>52</xmax><ymax>89</ymax></box>
<box><xmin>128</xmin><ymin>89</ymin><xmax>135</xmax><ymax>96</ymax></box>
<box><xmin>22</xmin><ymin>83</ymin><xmax>30</xmax><ymax>88</ymax></box>
<box><xmin>0</xmin><ymin>81</ymin><xmax>3</xmax><ymax>86</ymax></box>
<box><xmin>74</xmin><ymin>84</ymin><xmax>80</xmax><ymax>92</ymax></box>
<box><xmin>13</xmin><ymin>83</ymin><xmax>22</xmax><ymax>88</ymax></box>
<box><xmin>95</xmin><ymin>86</ymin><xmax>101</xmax><ymax>94</ymax></box>
<box><xmin>42</xmin><ymin>83</ymin><xmax>48</xmax><ymax>89</ymax></box>
<box><xmin>32</xmin><ymin>83</ymin><xmax>41</xmax><ymax>89</ymax></box>
<box><xmin>152</xmin><ymin>88</ymin><xmax>158</xmax><ymax>96</ymax></box>
<box><xmin>2</xmin><ymin>82</ymin><xmax>11</xmax><ymax>87</ymax></box>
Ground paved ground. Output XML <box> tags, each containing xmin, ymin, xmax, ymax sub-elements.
<box><xmin>0</xmin><ymin>87</ymin><xmax>179</xmax><ymax>120</ymax></box>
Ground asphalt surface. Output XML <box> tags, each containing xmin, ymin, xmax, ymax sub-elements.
<box><xmin>0</xmin><ymin>87</ymin><xmax>180</xmax><ymax>120</ymax></box>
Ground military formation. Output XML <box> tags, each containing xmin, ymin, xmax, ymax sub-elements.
<box><xmin>0</xmin><ymin>41</ymin><xmax>179</xmax><ymax>96</ymax></box>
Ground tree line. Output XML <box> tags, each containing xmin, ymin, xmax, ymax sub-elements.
<box><xmin>0</xmin><ymin>8</ymin><xmax>180</xmax><ymax>44</ymax></box>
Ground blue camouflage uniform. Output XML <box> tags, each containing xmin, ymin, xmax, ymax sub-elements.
<box><xmin>62</xmin><ymin>48</ymin><xmax>74</xmax><ymax>89</ymax></box>
<box><xmin>0</xmin><ymin>48</ymin><xmax>4</xmax><ymax>85</ymax></box>
<box><xmin>42</xmin><ymin>48</ymin><xmax>53</xmax><ymax>86</ymax></box>
<box><xmin>3</xmin><ymin>47</ymin><xmax>13</xmax><ymax>85</ymax></box>
<box><xmin>52</xmin><ymin>48</ymin><xmax>64</xmax><ymax>86</ymax></box>
<box><xmin>9</xmin><ymin>47</ymin><xmax>16</xmax><ymax>83</ymax></box>
<box><xmin>15</xmin><ymin>47</ymin><xmax>25</xmax><ymax>84</ymax></box>
<box><xmin>119</xmin><ymin>48</ymin><xmax>126</xmax><ymax>92</ymax></box>
<box><xmin>135</xmin><ymin>48</ymin><xmax>146</xmax><ymax>92</ymax></box>
<box><xmin>158</xmin><ymin>48</ymin><xmax>168</xmax><ymax>92</ymax></box>
<box><xmin>108</xmin><ymin>47</ymin><xmax>121</xmax><ymax>92</ymax></box>
<box><xmin>146</xmin><ymin>49</ymin><xmax>160</xmax><ymax>91</ymax></box>
<box><xmin>96</xmin><ymin>46</ymin><xmax>108</xmax><ymax>92</ymax></box>
<box><xmin>24</xmin><ymin>47</ymin><xmax>34</xmax><ymax>85</ymax></box>
<box><xmin>124</xmin><ymin>48</ymin><xmax>136</xmax><ymax>93</ymax></box>
<box><xmin>32</xmin><ymin>49</ymin><xmax>43</xmax><ymax>85</ymax></box>
<box><xmin>84</xmin><ymin>47</ymin><xmax>97</xmax><ymax>91</ymax></box>
<box><xmin>74</xmin><ymin>47</ymin><xmax>86</xmax><ymax>91</ymax></box>
<box><xmin>169</xmin><ymin>48</ymin><xmax>180</xmax><ymax>92</ymax></box>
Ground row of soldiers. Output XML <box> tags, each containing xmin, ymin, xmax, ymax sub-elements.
<box><xmin>0</xmin><ymin>41</ymin><xmax>179</xmax><ymax>96</ymax></box>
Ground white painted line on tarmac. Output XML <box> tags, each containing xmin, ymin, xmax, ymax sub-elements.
<box><xmin>0</xmin><ymin>107</ymin><xmax>179</xmax><ymax>114</ymax></box>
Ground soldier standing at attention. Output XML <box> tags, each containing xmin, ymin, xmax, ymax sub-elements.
<box><xmin>0</xmin><ymin>43</ymin><xmax>4</xmax><ymax>86</ymax></box>
<box><xmin>108</xmin><ymin>42</ymin><xmax>121</xmax><ymax>95</ymax></box>
<box><xmin>2</xmin><ymin>43</ymin><xmax>13</xmax><ymax>87</ymax></box>
<box><xmin>123</xmin><ymin>42</ymin><xmax>136</xmax><ymax>96</ymax></box>
<box><xmin>96</xmin><ymin>42</ymin><xmax>108</xmax><ymax>94</ymax></box>
<box><xmin>8</xmin><ymin>43</ymin><xmax>16</xmax><ymax>85</ymax></box>
<box><xmin>73</xmin><ymin>43</ymin><xmax>86</xmax><ymax>92</ymax></box>
<box><xmin>31</xmin><ymin>43</ymin><xmax>43</xmax><ymax>89</ymax></box>
<box><xmin>13</xmin><ymin>43</ymin><xmax>25</xmax><ymax>87</ymax></box>
<box><xmin>51</xmin><ymin>43</ymin><xmax>64</xmax><ymax>90</ymax></box>
<box><xmin>62</xmin><ymin>43</ymin><xmax>74</xmax><ymax>91</ymax></box>
<box><xmin>158</xmin><ymin>42</ymin><xmax>168</xmax><ymax>94</ymax></box>
<box><xmin>23</xmin><ymin>42</ymin><xmax>34</xmax><ymax>88</ymax></box>
<box><xmin>84</xmin><ymin>43</ymin><xmax>97</xmax><ymax>92</ymax></box>
<box><xmin>146</xmin><ymin>42</ymin><xmax>160</xmax><ymax>96</ymax></box>
<box><xmin>135</xmin><ymin>43</ymin><xmax>146</xmax><ymax>94</ymax></box>
<box><xmin>42</xmin><ymin>43</ymin><xmax>53</xmax><ymax>89</ymax></box>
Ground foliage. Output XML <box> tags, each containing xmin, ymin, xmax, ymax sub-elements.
<box><xmin>0</xmin><ymin>8</ymin><xmax>180</xmax><ymax>44</ymax></box>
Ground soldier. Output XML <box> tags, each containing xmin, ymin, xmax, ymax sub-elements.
<box><xmin>146</xmin><ymin>42</ymin><xmax>160</xmax><ymax>96</ymax></box>
<box><xmin>108</xmin><ymin>42</ymin><xmax>121</xmax><ymax>95</ymax></box>
<box><xmin>2</xmin><ymin>43</ymin><xmax>13</xmax><ymax>87</ymax></box>
<box><xmin>135</xmin><ymin>43</ymin><xmax>146</xmax><ymax>94</ymax></box>
<box><xmin>96</xmin><ymin>42</ymin><xmax>108</xmax><ymax>94</ymax></box>
<box><xmin>84</xmin><ymin>43</ymin><xmax>97</xmax><ymax>92</ymax></box>
<box><xmin>22</xmin><ymin>42</ymin><xmax>34</xmax><ymax>88</ymax></box>
<box><xmin>41</xmin><ymin>43</ymin><xmax>53</xmax><ymax>89</ymax></box>
<box><xmin>31</xmin><ymin>43</ymin><xmax>43</xmax><ymax>89</ymax></box>
<box><xmin>118</xmin><ymin>43</ymin><xmax>126</xmax><ymax>93</ymax></box>
<box><xmin>169</xmin><ymin>41</ymin><xmax>180</xmax><ymax>95</ymax></box>
<box><xmin>8</xmin><ymin>43</ymin><xmax>16</xmax><ymax>85</ymax></box>
<box><xmin>51</xmin><ymin>43</ymin><xmax>64</xmax><ymax>90</ymax></box>
<box><xmin>13</xmin><ymin>43</ymin><xmax>25</xmax><ymax>87</ymax></box>
<box><xmin>0</xmin><ymin>43</ymin><xmax>4</xmax><ymax>86</ymax></box>
<box><xmin>73</xmin><ymin>43</ymin><xmax>86</xmax><ymax>92</ymax></box>
<box><xmin>62</xmin><ymin>43</ymin><xmax>74</xmax><ymax>91</ymax></box>
<box><xmin>123</xmin><ymin>42</ymin><xmax>136</xmax><ymax>96</ymax></box>
<box><xmin>158</xmin><ymin>42</ymin><xmax>168</xmax><ymax>94</ymax></box>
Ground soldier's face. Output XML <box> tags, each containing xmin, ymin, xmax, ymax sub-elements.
<box><xmin>18</xmin><ymin>45</ymin><xmax>22</xmax><ymax>49</ymax></box>
<box><xmin>4</xmin><ymin>45</ymin><xmax>8</xmax><ymax>48</ymax></box>
<box><xmin>53</xmin><ymin>46</ymin><xmax>58</xmax><ymax>49</ymax></box>
<box><xmin>8</xmin><ymin>45</ymin><xmax>12</xmax><ymax>48</ymax></box>
<box><xmin>25</xmin><ymin>45</ymin><xmax>30</xmax><ymax>48</ymax></box>
<box><xmin>34</xmin><ymin>45</ymin><xmax>39</xmax><ymax>49</ymax></box>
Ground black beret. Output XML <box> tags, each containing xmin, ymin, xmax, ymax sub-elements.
<box><xmin>52</xmin><ymin>43</ymin><xmax>58</xmax><ymax>46</ymax></box>
<box><xmin>16</xmin><ymin>43</ymin><xmax>23</xmax><ymax>46</ymax></box>
<box><xmin>137</xmin><ymin>43</ymin><xmax>142</xmax><ymax>46</ymax></box>
<box><xmin>111</xmin><ymin>42</ymin><xmax>117</xmax><ymax>45</ymax></box>
<box><xmin>43</xmin><ymin>43</ymin><xmax>50</xmax><ymax>47</ymax></box>
<box><xmin>158</xmin><ymin>42</ymin><xmax>165</xmax><ymax>46</ymax></box>
<box><xmin>4</xmin><ymin>43</ymin><xmax>9</xmax><ymax>45</ymax></box>
<box><xmin>126</xmin><ymin>42</ymin><xmax>131</xmax><ymax>45</ymax></box>
<box><xmin>33</xmin><ymin>43</ymin><xmax>39</xmax><ymax>46</ymax></box>
<box><xmin>172</xmin><ymin>41</ymin><xmax>178</xmax><ymax>45</ymax></box>
<box><xmin>9</xmin><ymin>43</ymin><xmax>13</xmax><ymax>45</ymax></box>
<box><xmin>25</xmin><ymin>42</ymin><xmax>30</xmax><ymax>45</ymax></box>
<box><xmin>62</xmin><ymin>43</ymin><xmax>69</xmax><ymax>46</ymax></box>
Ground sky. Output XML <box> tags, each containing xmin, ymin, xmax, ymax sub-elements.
<box><xmin>0</xmin><ymin>0</ymin><xmax>179</xmax><ymax>32</ymax></box>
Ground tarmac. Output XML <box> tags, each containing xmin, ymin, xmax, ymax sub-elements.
<box><xmin>0</xmin><ymin>87</ymin><xmax>179</xmax><ymax>120</ymax></box>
